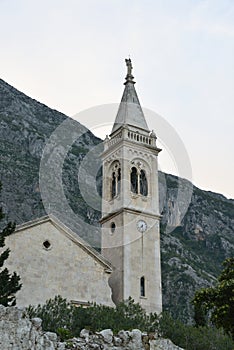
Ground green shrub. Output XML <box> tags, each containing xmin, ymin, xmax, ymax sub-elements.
<box><xmin>159</xmin><ymin>312</ymin><xmax>233</xmax><ymax>350</ymax></box>
<box><xmin>26</xmin><ymin>295</ymin><xmax>234</xmax><ymax>349</ymax></box>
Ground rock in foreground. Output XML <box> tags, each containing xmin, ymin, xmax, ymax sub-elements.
<box><xmin>0</xmin><ymin>305</ymin><xmax>183</xmax><ymax>350</ymax></box>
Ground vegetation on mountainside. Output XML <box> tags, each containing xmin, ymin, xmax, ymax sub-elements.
<box><xmin>193</xmin><ymin>257</ymin><xmax>234</xmax><ymax>340</ymax></box>
<box><xmin>160</xmin><ymin>183</ymin><xmax>234</xmax><ymax>323</ymax></box>
<box><xmin>26</xmin><ymin>295</ymin><xmax>234</xmax><ymax>349</ymax></box>
<box><xmin>0</xmin><ymin>183</ymin><xmax>21</xmax><ymax>306</ymax></box>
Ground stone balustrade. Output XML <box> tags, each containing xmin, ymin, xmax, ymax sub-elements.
<box><xmin>104</xmin><ymin>128</ymin><xmax>157</xmax><ymax>152</ymax></box>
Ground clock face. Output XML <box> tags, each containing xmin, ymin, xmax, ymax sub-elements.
<box><xmin>137</xmin><ymin>220</ymin><xmax>147</xmax><ymax>233</ymax></box>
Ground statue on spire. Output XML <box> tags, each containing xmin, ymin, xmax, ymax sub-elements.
<box><xmin>125</xmin><ymin>58</ymin><xmax>135</xmax><ymax>84</ymax></box>
<box><xmin>125</xmin><ymin>58</ymin><xmax>133</xmax><ymax>75</ymax></box>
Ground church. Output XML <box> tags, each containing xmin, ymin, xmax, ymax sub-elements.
<box><xmin>4</xmin><ymin>59</ymin><xmax>162</xmax><ymax>315</ymax></box>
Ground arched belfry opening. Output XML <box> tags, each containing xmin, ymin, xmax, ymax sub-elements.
<box><xmin>117</xmin><ymin>168</ymin><xmax>121</xmax><ymax>194</ymax></box>
<box><xmin>110</xmin><ymin>161</ymin><xmax>121</xmax><ymax>199</ymax></box>
<box><xmin>140</xmin><ymin>170</ymin><xmax>148</xmax><ymax>196</ymax></box>
<box><xmin>111</xmin><ymin>172</ymin><xmax>116</xmax><ymax>198</ymax></box>
<box><xmin>130</xmin><ymin>163</ymin><xmax>148</xmax><ymax>197</ymax></box>
<box><xmin>130</xmin><ymin>167</ymin><xmax>138</xmax><ymax>193</ymax></box>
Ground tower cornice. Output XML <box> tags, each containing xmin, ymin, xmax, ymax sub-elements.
<box><xmin>100</xmin><ymin>207</ymin><xmax>162</xmax><ymax>224</ymax></box>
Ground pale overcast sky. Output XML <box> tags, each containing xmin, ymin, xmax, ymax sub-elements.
<box><xmin>0</xmin><ymin>0</ymin><xmax>234</xmax><ymax>199</ymax></box>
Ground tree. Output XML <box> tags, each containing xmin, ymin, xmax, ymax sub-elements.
<box><xmin>193</xmin><ymin>257</ymin><xmax>234</xmax><ymax>339</ymax></box>
<box><xmin>0</xmin><ymin>183</ymin><xmax>21</xmax><ymax>306</ymax></box>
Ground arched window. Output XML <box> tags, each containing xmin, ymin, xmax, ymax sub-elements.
<box><xmin>111</xmin><ymin>222</ymin><xmax>116</xmax><ymax>234</ymax></box>
<box><xmin>111</xmin><ymin>162</ymin><xmax>121</xmax><ymax>199</ymax></box>
<box><xmin>131</xmin><ymin>167</ymin><xmax>138</xmax><ymax>193</ymax></box>
<box><xmin>140</xmin><ymin>170</ymin><xmax>148</xmax><ymax>196</ymax></box>
<box><xmin>111</xmin><ymin>172</ymin><xmax>116</xmax><ymax>198</ymax></box>
<box><xmin>117</xmin><ymin>168</ymin><xmax>121</xmax><ymax>194</ymax></box>
<box><xmin>130</xmin><ymin>165</ymin><xmax>148</xmax><ymax>197</ymax></box>
<box><xmin>140</xmin><ymin>276</ymin><xmax>145</xmax><ymax>297</ymax></box>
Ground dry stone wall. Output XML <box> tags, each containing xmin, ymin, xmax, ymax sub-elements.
<box><xmin>0</xmin><ymin>305</ymin><xmax>184</xmax><ymax>350</ymax></box>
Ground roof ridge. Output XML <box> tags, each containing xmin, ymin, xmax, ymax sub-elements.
<box><xmin>15</xmin><ymin>214</ymin><xmax>113</xmax><ymax>271</ymax></box>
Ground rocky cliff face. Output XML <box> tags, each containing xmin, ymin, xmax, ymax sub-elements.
<box><xmin>0</xmin><ymin>78</ymin><xmax>233</xmax><ymax>322</ymax></box>
<box><xmin>0</xmin><ymin>78</ymin><xmax>101</xmax><ymax>246</ymax></box>
<box><xmin>159</xmin><ymin>174</ymin><xmax>234</xmax><ymax>321</ymax></box>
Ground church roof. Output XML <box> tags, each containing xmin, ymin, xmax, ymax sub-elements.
<box><xmin>15</xmin><ymin>214</ymin><xmax>113</xmax><ymax>272</ymax></box>
<box><xmin>111</xmin><ymin>59</ymin><xmax>149</xmax><ymax>134</ymax></box>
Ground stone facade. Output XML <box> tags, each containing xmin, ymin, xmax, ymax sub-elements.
<box><xmin>4</xmin><ymin>215</ymin><xmax>114</xmax><ymax>307</ymax></box>
<box><xmin>0</xmin><ymin>305</ymin><xmax>184</xmax><ymax>350</ymax></box>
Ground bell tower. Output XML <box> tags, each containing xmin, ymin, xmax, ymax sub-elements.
<box><xmin>100</xmin><ymin>59</ymin><xmax>162</xmax><ymax>314</ymax></box>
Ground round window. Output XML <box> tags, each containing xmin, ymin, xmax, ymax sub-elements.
<box><xmin>43</xmin><ymin>240</ymin><xmax>51</xmax><ymax>250</ymax></box>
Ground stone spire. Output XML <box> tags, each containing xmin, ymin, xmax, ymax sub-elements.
<box><xmin>111</xmin><ymin>59</ymin><xmax>149</xmax><ymax>134</ymax></box>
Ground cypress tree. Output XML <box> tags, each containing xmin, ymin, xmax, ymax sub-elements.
<box><xmin>0</xmin><ymin>182</ymin><xmax>21</xmax><ymax>306</ymax></box>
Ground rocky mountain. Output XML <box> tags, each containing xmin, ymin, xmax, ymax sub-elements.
<box><xmin>159</xmin><ymin>173</ymin><xmax>234</xmax><ymax>321</ymax></box>
<box><xmin>0</xmin><ymin>78</ymin><xmax>233</xmax><ymax>322</ymax></box>
<box><xmin>0</xmin><ymin>78</ymin><xmax>102</xmax><ymax>246</ymax></box>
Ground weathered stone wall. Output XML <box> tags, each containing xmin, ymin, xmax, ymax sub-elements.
<box><xmin>4</xmin><ymin>217</ymin><xmax>114</xmax><ymax>308</ymax></box>
<box><xmin>0</xmin><ymin>305</ymin><xmax>184</xmax><ymax>350</ymax></box>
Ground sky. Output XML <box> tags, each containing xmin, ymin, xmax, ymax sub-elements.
<box><xmin>0</xmin><ymin>0</ymin><xmax>234</xmax><ymax>199</ymax></box>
